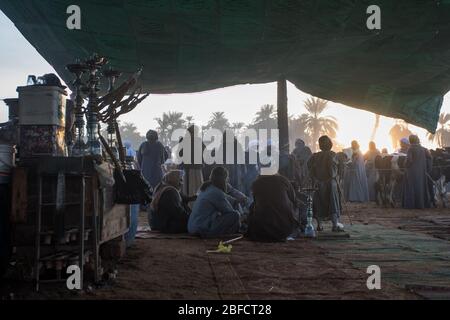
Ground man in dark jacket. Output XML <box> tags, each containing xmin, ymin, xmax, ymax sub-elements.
<box><xmin>149</xmin><ymin>170</ymin><xmax>193</xmax><ymax>233</ymax></box>
<box><xmin>402</xmin><ymin>135</ymin><xmax>432</xmax><ymax>209</ymax></box>
<box><xmin>247</xmin><ymin>174</ymin><xmax>298</xmax><ymax>242</ymax></box>
<box><xmin>308</xmin><ymin>135</ymin><xmax>344</xmax><ymax>232</ymax></box>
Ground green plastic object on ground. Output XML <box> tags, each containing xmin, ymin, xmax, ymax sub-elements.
<box><xmin>207</xmin><ymin>241</ymin><xmax>233</xmax><ymax>254</ymax></box>
<box><xmin>2</xmin><ymin>0</ymin><xmax>450</xmax><ymax>132</ymax></box>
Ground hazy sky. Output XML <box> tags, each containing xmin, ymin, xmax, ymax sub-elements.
<box><xmin>1</xmin><ymin>10</ymin><xmax>449</xmax><ymax>152</ymax></box>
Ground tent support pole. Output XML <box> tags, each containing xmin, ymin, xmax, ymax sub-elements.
<box><xmin>277</xmin><ymin>78</ymin><xmax>289</xmax><ymax>175</ymax></box>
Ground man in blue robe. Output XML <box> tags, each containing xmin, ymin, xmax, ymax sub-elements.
<box><xmin>188</xmin><ymin>167</ymin><xmax>241</xmax><ymax>237</ymax></box>
<box><xmin>137</xmin><ymin>130</ymin><xmax>168</xmax><ymax>189</ymax></box>
<box><xmin>364</xmin><ymin>141</ymin><xmax>381</xmax><ymax>201</ymax></box>
<box><xmin>344</xmin><ymin>140</ymin><xmax>369</xmax><ymax>202</ymax></box>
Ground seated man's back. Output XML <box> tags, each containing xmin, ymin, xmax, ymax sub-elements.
<box><xmin>248</xmin><ymin>174</ymin><xmax>297</xmax><ymax>242</ymax></box>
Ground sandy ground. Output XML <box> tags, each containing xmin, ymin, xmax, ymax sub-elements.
<box><xmin>1</xmin><ymin>202</ymin><xmax>450</xmax><ymax>300</ymax></box>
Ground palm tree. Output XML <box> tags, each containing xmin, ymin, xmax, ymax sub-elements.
<box><xmin>252</xmin><ymin>104</ymin><xmax>276</xmax><ymax>127</ymax></box>
<box><xmin>185</xmin><ymin>115</ymin><xmax>194</xmax><ymax>127</ymax></box>
<box><xmin>289</xmin><ymin>115</ymin><xmax>310</xmax><ymax>151</ymax></box>
<box><xmin>389</xmin><ymin>119</ymin><xmax>412</xmax><ymax>150</ymax></box>
<box><xmin>205</xmin><ymin>111</ymin><xmax>230</xmax><ymax>132</ymax></box>
<box><xmin>254</xmin><ymin>104</ymin><xmax>275</xmax><ymax>122</ymax></box>
<box><xmin>300</xmin><ymin>97</ymin><xmax>338</xmax><ymax>152</ymax></box>
<box><xmin>249</xmin><ymin>104</ymin><xmax>278</xmax><ymax>137</ymax></box>
<box><xmin>231</xmin><ymin>122</ymin><xmax>245</xmax><ymax>136</ymax></box>
<box><xmin>155</xmin><ymin>111</ymin><xmax>186</xmax><ymax>146</ymax></box>
<box><xmin>427</xmin><ymin>113</ymin><xmax>450</xmax><ymax>148</ymax></box>
<box><xmin>118</xmin><ymin>121</ymin><xmax>145</xmax><ymax>150</ymax></box>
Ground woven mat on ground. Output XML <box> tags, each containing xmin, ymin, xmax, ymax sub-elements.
<box><xmin>135</xmin><ymin>231</ymin><xmax>198</xmax><ymax>240</ymax></box>
<box><xmin>317</xmin><ymin>223</ymin><xmax>450</xmax><ymax>298</ymax></box>
<box><xmin>135</xmin><ymin>226</ymin><xmax>242</xmax><ymax>240</ymax></box>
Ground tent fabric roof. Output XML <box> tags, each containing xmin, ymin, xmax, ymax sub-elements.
<box><xmin>2</xmin><ymin>0</ymin><xmax>450</xmax><ymax>132</ymax></box>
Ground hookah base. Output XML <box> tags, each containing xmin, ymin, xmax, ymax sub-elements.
<box><xmin>304</xmin><ymin>225</ymin><xmax>316</xmax><ymax>238</ymax></box>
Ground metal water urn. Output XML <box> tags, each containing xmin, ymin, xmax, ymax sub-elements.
<box><xmin>17</xmin><ymin>85</ymin><xmax>68</xmax><ymax>158</ymax></box>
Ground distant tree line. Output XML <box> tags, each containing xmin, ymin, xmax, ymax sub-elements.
<box><xmin>151</xmin><ymin>97</ymin><xmax>340</xmax><ymax>153</ymax></box>
<box><xmin>116</xmin><ymin>96</ymin><xmax>450</xmax><ymax>152</ymax></box>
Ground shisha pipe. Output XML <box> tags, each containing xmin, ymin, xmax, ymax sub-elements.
<box><xmin>301</xmin><ymin>187</ymin><xmax>318</xmax><ymax>238</ymax></box>
<box><xmin>66</xmin><ymin>61</ymin><xmax>88</xmax><ymax>156</ymax></box>
<box><xmin>84</xmin><ymin>54</ymin><xmax>108</xmax><ymax>156</ymax></box>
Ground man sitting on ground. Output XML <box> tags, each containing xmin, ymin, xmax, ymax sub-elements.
<box><xmin>149</xmin><ymin>170</ymin><xmax>194</xmax><ymax>233</ymax></box>
<box><xmin>188</xmin><ymin>167</ymin><xmax>241</xmax><ymax>237</ymax></box>
<box><xmin>247</xmin><ymin>174</ymin><xmax>298</xmax><ymax>242</ymax></box>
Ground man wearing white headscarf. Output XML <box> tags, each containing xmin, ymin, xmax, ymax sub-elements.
<box><xmin>149</xmin><ymin>170</ymin><xmax>194</xmax><ymax>233</ymax></box>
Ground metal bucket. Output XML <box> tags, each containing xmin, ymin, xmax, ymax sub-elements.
<box><xmin>0</xmin><ymin>144</ymin><xmax>15</xmax><ymax>184</ymax></box>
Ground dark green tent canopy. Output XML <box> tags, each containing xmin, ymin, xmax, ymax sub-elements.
<box><xmin>2</xmin><ymin>0</ymin><xmax>450</xmax><ymax>132</ymax></box>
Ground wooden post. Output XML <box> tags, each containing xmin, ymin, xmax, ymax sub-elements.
<box><xmin>277</xmin><ymin>78</ymin><xmax>289</xmax><ymax>174</ymax></box>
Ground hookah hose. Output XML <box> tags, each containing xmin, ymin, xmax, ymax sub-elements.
<box><xmin>336</xmin><ymin>177</ymin><xmax>353</xmax><ymax>226</ymax></box>
<box><xmin>98</xmin><ymin>128</ymin><xmax>126</xmax><ymax>182</ymax></box>
<box><xmin>114</xmin><ymin>120</ymin><xmax>126</xmax><ymax>166</ymax></box>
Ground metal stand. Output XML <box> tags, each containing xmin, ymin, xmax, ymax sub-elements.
<box><xmin>92</xmin><ymin>181</ymin><xmax>100</xmax><ymax>283</ymax></box>
<box><xmin>33</xmin><ymin>171</ymin><xmax>95</xmax><ymax>292</ymax></box>
<box><xmin>34</xmin><ymin>176</ymin><xmax>42</xmax><ymax>292</ymax></box>
<box><xmin>78</xmin><ymin>176</ymin><xmax>85</xmax><ymax>289</ymax></box>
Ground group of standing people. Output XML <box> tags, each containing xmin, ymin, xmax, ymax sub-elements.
<box><xmin>347</xmin><ymin>136</ymin><xmax>433</xmax><ymax>209</ymax></box>
<box><xmin>289</xmin><ymin>134</ymin><xmax>435</xmax><ymax>235</ymax></box>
